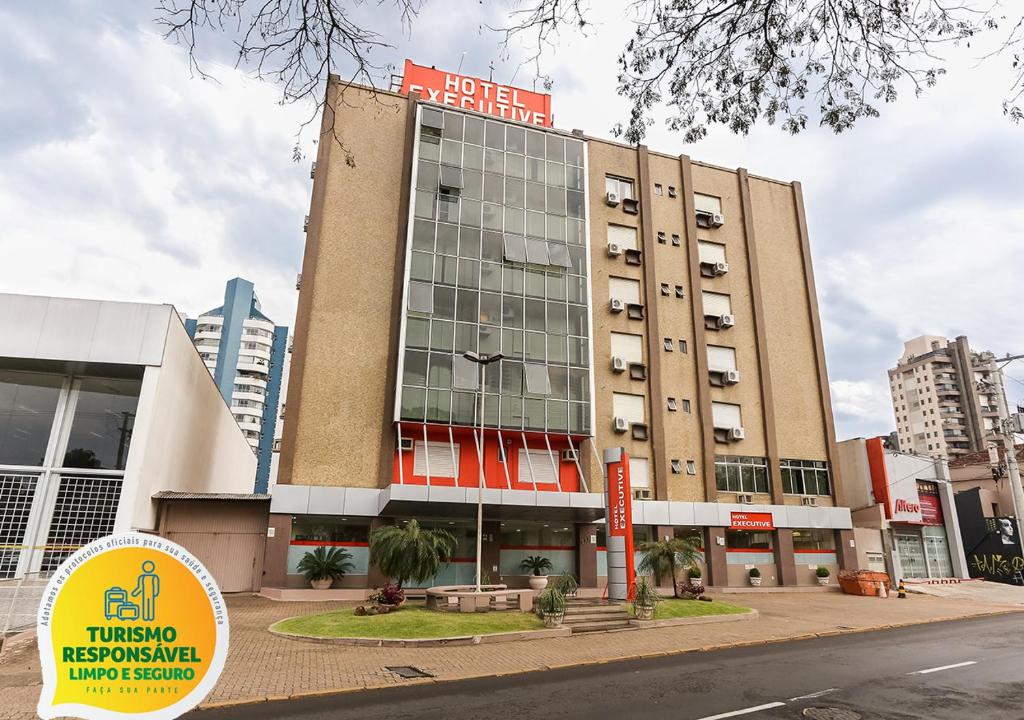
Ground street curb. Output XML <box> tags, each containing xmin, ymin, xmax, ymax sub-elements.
<box><xmin>194</xmin><ymin>607</ymin><xmax>1024</xmax><ymax>712</ymax></box>
<box><xmin>268</xmin><ymin>623</ymin><xmax>571</xmax><ymax>646</ymax></box>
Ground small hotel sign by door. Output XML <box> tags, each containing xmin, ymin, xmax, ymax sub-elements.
<box><xmin>730</xmin><ymin>512</ymin><xmax>774</xmax><ymax>530</ymax></box>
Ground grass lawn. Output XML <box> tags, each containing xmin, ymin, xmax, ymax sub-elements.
<box><xmin>272</xmin><ymin>605</ymin><xmax>545</xmax><ymax>639</ymax></box>
<box><xmin>625</xmin><ymin>598</ymin><xmax>751</xmax><ymax>620</ymax></box>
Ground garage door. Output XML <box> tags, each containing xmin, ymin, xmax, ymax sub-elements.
<box><xmin>165</xmin><ymin>531</ymin><xmax>263</xmax><ymax>592</ymax></box>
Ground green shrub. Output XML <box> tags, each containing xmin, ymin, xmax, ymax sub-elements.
<box><xmin>297</xmin><ymin>546</ymin><xmax>355</xmax><ymax>582</ymax></box>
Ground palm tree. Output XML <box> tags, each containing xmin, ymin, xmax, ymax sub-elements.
<box><xmin>296</xmin><ymin>546</ymin><xmax>355</xmax><ymax>583</ymax></box>
<box><xmin>636</xmin><ymin>536</ymin><xmax>702</xmax><ymax>598</ymax></box>
<box><xmin>369</xmin><ymin>519</ymin><xmax>456</xmax><ymax>588</ymax></box>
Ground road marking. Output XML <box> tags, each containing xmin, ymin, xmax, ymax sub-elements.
<box><xmin>908</xmin><ymin>660</ymin><xmax>977</xmax><ymax>675</ymax></box>
<box><xmin>695</xmin><ymin>702</ymin><xmax>787</xmax><ymax>720</ymax></box>
<box><xmin>788</xmin><ymin>688</ymin><xmax>839</xmax><ymax>701</ymax></box>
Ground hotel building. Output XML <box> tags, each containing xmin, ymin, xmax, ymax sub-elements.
<box><xmin>264</xmin><ymin>64</ymin><xmax>855</xmax><ymax>592</ymax></box>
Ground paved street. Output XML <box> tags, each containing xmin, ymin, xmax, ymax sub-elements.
<box><xmin>193</xmin><ymin>614</ymin><xmax>1024</xmax><ymax>720</ymax></box>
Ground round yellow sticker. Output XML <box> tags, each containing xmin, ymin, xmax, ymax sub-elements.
<box><xmin>37</xmin><ymin>532</ymin><xmax>228</xmax><ymax>719</ymax></box>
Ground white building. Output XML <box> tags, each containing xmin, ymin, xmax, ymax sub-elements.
<box><xmin>0</xmin><ymin>293</ymin><xmax>257</xmax><ymax>582</ymax></box>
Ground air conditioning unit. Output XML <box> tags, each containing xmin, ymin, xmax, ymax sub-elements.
<box><xmin>561</xmin><ymin>448</ymin><xmax>579</xmax><ymax>463</ymax></box>
<box><xmin>710</xmin><ymin>212</ymin><xmax>725</xmax><ymax>227</ymax></box>
<box><xmin>711</xmin><ymin>261</ymin><xmax>729</xmax><ymax>276</ymax></box>
<box><xmin>607</xmin><ymin>241</ymin><xmax>623</xmax><ymax>257</ymax></box>
<box><xmin>736</xmin><ymin>493</ymin><xmax>754</xmax><ymax>504</ymax></box>
<box><xmin>801</xmin><ymin>496</ymin><xmax>819</xmax><ymax>507</ymax></box>
<box><xmin>729</xmin><ymin>427</ymin><xmax>746</xmax><ymax>442</ymax></box>
<box><xmin>633</xmin><ymin>489</ymin><xmax>653</xmax><ymax>501</ymax></box>
<box><xmin>610</xmin><ymin>297</ymin><xmax>625</xmax><ymax>313</ymax></box>
<box><xmin>613</xmin><ymin>416</ymin><xmax>629</xmax><ymax>433</ymax></box>
<box><xmin>717</xmin><ymin>313</ymin><xmax>735</xmax><ymax>329</ymax></box>
<box><xmin>397</xmin><ymin>437</ymin><xmax>414</xmax><ymax>451</ymax></box>
<box><xmin>605</xmin><ymin>191</ymin><xmax>620</xmax><ymax>207</ymax></box>
<box><xmin>611</xmin><ymin>356</ymin><xmax>627</xmax><ymax>373</ymax></box>
<box><xmin>722</xmin><ymin>369</ymin><xmax>741</xmax><ymax>385</ymax></box>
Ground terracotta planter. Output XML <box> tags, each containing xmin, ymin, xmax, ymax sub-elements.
<box><xmin>529</xmin><ymin>575</ymin><xmax>549</xmax><ymax>591</ymax></box>
<box><xmin>310</xmin><ymin>578</ymin><xmax>334</xmax><ymax>590</ymax></box>
<box><xmin>635</xmin><ymin>605</ymin><xmax>655</xmax><ymax>621</ymax></box>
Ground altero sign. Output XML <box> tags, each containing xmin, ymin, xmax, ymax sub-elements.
<box><xmin>399</xmin><ymin>60</ymin><xmax>552</xmax><ymax>127</ymax></box>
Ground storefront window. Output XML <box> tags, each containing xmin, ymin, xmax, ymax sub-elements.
<box><xmin>0</xmin><ymin>370</ymin><xmax>63</xmax><ymax>467</ymax></box>
<box><xmin>791</xmin><ymin>528</ymin><xmax>835</xmax><ymax>551</ymax></box>
<box><xmin>726</xmin><ymin>530</ymin><xmax>772</xmax><ymax>550</ymax></box>
<box><xmin>62</xmin><ymin>378</ymin><xmax>141</xmax><ymax>471</ymax></box>
<box><xmin>291</xmin><ymin>517</ymin><xmax>370</xmax><ymax>544</ymax></box>
<box><xmin>500</xmin><ymin>520</ymin><xmax>574</xmax><ymax>575</ymax></box>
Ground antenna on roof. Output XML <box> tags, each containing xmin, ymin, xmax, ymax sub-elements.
<box><xmin>457</xmin><ymin>51</ymin><xmax>466</xmax><ymax>74</ymax></box>
<box><xmin>488</xmin><ymin>61</ymin><xmax>495</xmax><ymax>82</ymax></box>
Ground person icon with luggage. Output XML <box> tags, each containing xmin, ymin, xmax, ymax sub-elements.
<box><xmin>130</xmin><ymin>560</ymin><xmax>160</xmax><ymax>621</ymax></box>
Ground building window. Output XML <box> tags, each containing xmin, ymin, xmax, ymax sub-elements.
<box><xmin>413</xmin><ymin>440</ymin><xmax>460</xmax><ymax>478</ymax></box>
<box><xmin>682</xmin><ymin>399</ymin><xmax>691</xmax><ymax>413</ymax></box>
<box><xmin>654</xmin><ymin>183</ymin><xmax>663</xmax><ymax>195</ymax></box>
<box><xmin>629</xmin><ymin>457</ymin><xmax>650</xmax><ymax>488</ymax></box>
<box><xmin>780</xmin><ymin>459</ymin><xmax>831</xmax><ymax>496</ymax></box>
<box><xmin>694</xmin><ymin>193</ymin><xmax>721</xmax><ymax>214</ymax></box>
<box><xmin>663</xmin><ymin>338</ymin><xmax>674</xmax><ymax>352</ymax></box>
<box><xmin>698</xmin><ymin>240</ymin><xmax>726</xmax><ymax>265</ymax></box>
<box><xmin>610</xmin><ymin>332</ymin><xmax>643</xmax><ymax>364</ymax></box>
<box><xmin>518</xmin><ymin>448</ymin><xmax>559</xmax><ymax>485</ymax></box>
<box><xmin>609</xmin><ymin>276</ymin><xmax>642</xmax><ymax>305</ymax></box>
<box><xmin>726</xmin><ymin>529</ymin><xmax>771</xmax><ymax>550</ymax></box>
<box><xmin>667</xmin><ymin>186</ymin><xmax>678</xmax><ymax>198</ymax></box>
<box><xmin>605</xmin><ymin>175</ymin><xmax>634</xmax><ymax>200</ymax></box>
<box><xmin>612</xmin><ymin>392</ymin><xmax>645</xmax><ymax>424</ymax></box>
<box><xmin>0</xmin><ymin>370</ymin><xmax>63</xmax><ymax>466</ymax></box>
<box><xmin>715</xmin><ymin>455</ymin><xmax>769</xmax><ymax>494</ymax></box>
<box><xmin>792</xmin><ymin>529</ymin><xmax>835</xmax><ymax>551</ymax></box>
<box><xmin>670</xmin><ymin>459</ymin><xmax>682</xmax><ymax>474</ymax></box>
<box><xmin>711</xmin><ymin>401</ymin><xmax>742</xmax><ymax>430</ymax></box>
<box><xmin>608</xmin><ymin>224</ymin><xmax>638</xmax><ymax>250</ymax></box>
<box><xmin>686</xmin><ymin>459</ymin><xmax>697</xmax><ymax>475</ymax></box>
<box><xmin>667</xmin><ymin>397</ymin><xmax>678</xmax><ymax>411</ymax></box>
<box><xmin>678</xmin><ymin>340</ymin><xmax>688</xmax><ymax>353</ymax></box>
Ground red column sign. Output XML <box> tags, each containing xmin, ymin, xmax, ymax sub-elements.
<box><xmin>604</xmin><ymin>447</ymin><xmax>635</xmax><ymax>601</ymax></box>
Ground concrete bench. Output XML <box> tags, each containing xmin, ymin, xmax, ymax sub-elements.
<box><xmin>425</xmin><ymin>585</ymin><xmax>534</xmax><ymax>613</ymax></box>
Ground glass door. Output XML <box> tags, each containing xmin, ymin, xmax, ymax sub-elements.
<box><xmin>923</xmin><ymin>526</ymin><xmax>954</xmax><ymax>578</ymax></box>
<box><xmin>895</xmin><ymin>531</ymin><xmax>927</xmax><ymax>579</ymax></box>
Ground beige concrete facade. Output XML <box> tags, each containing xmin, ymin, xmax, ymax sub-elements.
<box><xmin>273</xmin><ymin>76</ymin><xmax>851</xmax><ymax>591</ymax></box>
<box><xmin>281</xmin><ymin>79</ymin><xmax>842</xmax><ymax>508</ymax></box>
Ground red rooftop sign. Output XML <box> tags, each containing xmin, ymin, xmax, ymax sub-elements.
<box><xmin>399</xmin><ymin>60</ymin><xmax>553</xmax><ymax>127</ymax></box>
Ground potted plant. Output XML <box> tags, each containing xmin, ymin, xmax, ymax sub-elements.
<box><xmin>688</xmin><ymin>564</ymin><xmax>703</xmax><ymax>587</ymax></box>
<box><xmin>296</xmin><ymin>546</ymin><xmax>355</xmax><ymax>589</ymax></box>
<box><xmin>368</xmin><ymin>582</ymin><xmax>406</xmax><ymax>607</ymax></box>
<box><xmin>553</xmin><ymin>571</ymin><xmax>579</xmax><ymax>598</ymax></box>
<box><xmin>748</xmin><ymin>567</ymin><xmax>762</xmax><ymax>587</ymax></box>
<box><xmin>369</xmin><ymin>519</ymin><xmax>456</xmax><ymax>589</ymax></box>
<box><xmin>537</xmin><ymin>588</ymin><xmax>566</xmax><ymax>628</ymax></box>
<box><xmin>632</xmin><ymin>577</ymin><xmax>660</xmax><ymax>620</ymax></box>
<box><xmin>520</xmin><ymin>555</ymin><xmax>553</xmax><ymax>590</ymax></box>
<box><xmin>636</xmin><ymin>536</ymin><xmax>702</xmax><ymax>597</ymax></box>
<box><xmin>816</xmin><ymin>566</ymin><xmax>831</xmax><ymax>586</ymax></box>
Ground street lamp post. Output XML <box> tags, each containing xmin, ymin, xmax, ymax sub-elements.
<box><xmin>462</xmin><ymin>351</ymin><xmax>503</xmax><ymax>594</ymax></box>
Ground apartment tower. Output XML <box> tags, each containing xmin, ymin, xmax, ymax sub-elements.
<box><xmin>888</xmin><ymin>335</ymin><xmax>1010</xmax><ymax>460</ymax></box>
<box><xmin>186</xmin><ymin>278</ymin><xmax>288</xmax><ymax>492</ymax></box>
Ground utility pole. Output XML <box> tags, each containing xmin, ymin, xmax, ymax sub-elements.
<box><xmin>993</xmin><ymin>353</ymin><xmax>1024</xmax><ymax>543</ymax></box>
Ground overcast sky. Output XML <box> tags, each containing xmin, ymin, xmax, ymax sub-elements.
<box><xmin>2</xmin><ymin>1</ymin><xmax>1022</xmax><ymax>440</ymax></box>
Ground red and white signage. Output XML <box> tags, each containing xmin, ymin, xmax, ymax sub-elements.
<box><xmin>917</xmin><ymin>481</ymin><xmax>944</xmax><ymax>526</ymax></box>
<box><xmin>399</xmin><ymin>60</ymin><xmax>553</xmax><ymax>127</ymax></box>
<box><xmin>730</xmin><ymin>512</ymin><xmax>774</xmax><ymax>531</ymax></box>
<box><xmin>866</xmin><ymin>436</ymin><xmax>925</xmax><ymax>523</ymax></box>
<box><xmin>604</xmin><ymin>448</ymin><xmax>635</xmax><ymax>601</ymax></box>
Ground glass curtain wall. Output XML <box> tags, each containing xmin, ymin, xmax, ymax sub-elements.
<box><xmin>398</xmin><ymin>105</ymin><xmax>592</xmax><ymax>436</ymax></box>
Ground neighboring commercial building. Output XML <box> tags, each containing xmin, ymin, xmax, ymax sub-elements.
<box><xmin>185</xmin><ymin>278</ymin><xmax>288</xmax><ymax>493</ymax></box>
<box><xmin>888</xmin><ymin>335</ymin><xmax>1011</xmax><ymax>460</ymax></box>
<box><xmin>265</xmin><ymin>63</ymin><xmax>854</xmax><ymax>593</ymax></box>
<box><xmin>948</xmin><ymin>445</ymin><xmax>1022</xmax><ymax>519</ymax></box>
<box><xmin>0</xmin><ymin>294</ymin><xmax>262</xmax><ymax>600</ymax></box>
<box><xmin>839</xmin><ymin>436</ymin><xmax>969</xmax><ymax>581</ymax></box>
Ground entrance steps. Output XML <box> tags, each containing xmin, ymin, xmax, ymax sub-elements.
<box><xmin>561</xmin><ymin>598</ymin><xmax>632</xmax><ymax>633</ymax></box>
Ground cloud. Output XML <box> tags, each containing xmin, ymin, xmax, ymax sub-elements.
<box><xmin>1</xmin><ymin>1</ymin><xmax>1021</xmax><ymax>439</ymax></box>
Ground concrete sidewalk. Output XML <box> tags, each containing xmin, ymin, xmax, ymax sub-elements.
<box><xmin>1</xmin><ymin>591</ymin><xmax>1019</xmax><ymax>719</ymax></box>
